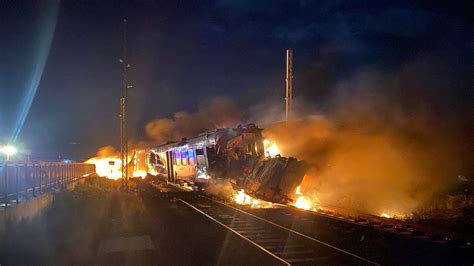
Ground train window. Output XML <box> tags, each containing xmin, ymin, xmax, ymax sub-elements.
<box><xmin>149</xmin><ymin>152</ymin><xmax>157</xmax><ymax>164</ymax></box>
<box><xmin>156</xmin><ymin>155</ymin><xmax>164</xmax><ymax>165</ymax></box>
<box><xmin>174</xmin><ymin>150</ymin><xmax>181</xmax><ymax>165</ymax></box>
<box><xmin>181</xmin><ymin>150</ymin><xmax>188</xmax><ymax>165</ymax></box>
<box><xmin>188</xmin><ymin>149</ymin><xmax>195</xmax><ymax>165</ymax></box>
<box><xmin>196</xmin><ymin>148</ymin><xmax>204</xmax><ymax>155</ymax></box>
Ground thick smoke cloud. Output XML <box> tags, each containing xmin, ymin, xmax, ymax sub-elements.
<box><xmin>145</xmin><ymin>97</ymin><xmax>244</xmax><ymax>144</ymax></box>
<box><xmin>95</xmin><ymin>145</ymin><xmax>119</xmax><ymax>158</ymax></box>
<box><xmin>263</xmin><ymin>59</ymin><xmax>467</xmax><ymax>216</ymax></box>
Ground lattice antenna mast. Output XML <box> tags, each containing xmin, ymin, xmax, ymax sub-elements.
<box><xmin>119</xmin><ymin>18</ymin><xmax>132</xmax><ymax>191</ymax></box>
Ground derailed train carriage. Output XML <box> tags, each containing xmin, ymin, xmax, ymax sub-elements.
<box><xmin>134</xmin><ymin>124</ymin><xmax>308</xmax><ymax>204</ymax></box>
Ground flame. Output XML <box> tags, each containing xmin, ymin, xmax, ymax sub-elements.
<box><xmin>293</xmin><ymin>185</ymin><xmax>316</xmax><ymax>210</ymax></box>
<box><xmin>296</xmin><ymin>185</ymin><xmax>303</xmax><ymax>195</ymax></box>
<box><xmin>177</xmin><ymin>182</ymin><xmax>194</xmax><ymax>191</ymax></box>
<box><xmin>263</xmin><ymin>139</ymin><xmax>280</xmax><ymax>157</ymax></box>
<box><xmin>133</xmin><ymin>170</ymin><xmax>148</xmax><ymax>178</ymax></box>
<box><xmin>85</xmin><ymin>157</ymin><xmax>122</xmax><ymax>179</ymax></box>
<box><xmin>294</xmin><ymin>196</ymin><xmax>312</xmax><ymax>210</ymax></box>
<box><xmin>147</xmin><ymin>168</ymin><xmax>158</xmax><ymax>176</ymax></box>
<box><xmin>379</xmin><ymin>211</ymin><xmax>407</xmax><ymax>219</ymax></box>
<box><xmin>232</xmin><ymin>189</ymin><xmax>272</xmax><ymax>208</ymax></box>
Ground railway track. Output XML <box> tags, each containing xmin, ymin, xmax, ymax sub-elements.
<box><xmin>180</xmin><ymin>196</ymin><xmax>380</xmax><ymax>266</ymax></box>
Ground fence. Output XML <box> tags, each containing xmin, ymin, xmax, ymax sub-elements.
<box><xmin>1</xmin><ymin>162</ymin><xmax>96</xmax><ymax>206</ymax></box>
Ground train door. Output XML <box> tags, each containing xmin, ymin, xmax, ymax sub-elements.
<box><xmin>166</xmin><ymin>150</ymin><xmax>175</xmax><ymax>183</ymax></box>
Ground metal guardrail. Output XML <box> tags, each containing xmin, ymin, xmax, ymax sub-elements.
<box><xmin>1</xmin><ymin>162</ymin><xmax>96</xmax><ymax>207</ymax></box>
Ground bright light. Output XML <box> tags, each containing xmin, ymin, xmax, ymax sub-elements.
<box><xmin>295</xmin><ymin>185</ymin><xmax>303</xmax><ymax>195</ymax></box>
<box><xmin>133</xmin><ymin>170</ymin><xmax>148</xmax><ymax>178</ymax></box>
<box><xmin>294</xmin><ymin>196</ymin><xmax>312</xmax><ymax>210</ymax></box>
<box><xmin>263</xmin><ymin>139</ymin><xmax>280</xmax><ymax>157</ymax></box>
<box><xmin>1</xmin><ymin>145</ymin><xmax>17</xmax><ymax>156</ymax></box>
<box><xmin>293</xmin><ymin>185</ymin><xmax>317</xmax><ymax>210</ymax></box>
<box><xmin>232</xmin><ymin>189</ymin><xmax>273</xmax><ymax>208</ymax></box>
<box><xmin>85</xmin><ymin>157</ymin><xmax>122</xmax><ymax>179</ymax></box>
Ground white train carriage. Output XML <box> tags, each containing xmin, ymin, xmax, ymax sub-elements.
<box><xmin>145</xmin><ymin>124</ymin><xmax>264</xmax><ymax>185</ymax></box>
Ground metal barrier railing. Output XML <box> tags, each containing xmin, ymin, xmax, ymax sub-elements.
<box><xmin>0</xmin><ymin>163</ymin><xmax>96</xmax><ymax>207</ymax></box>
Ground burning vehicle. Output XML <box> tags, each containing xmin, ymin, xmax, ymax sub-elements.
<box><xmin>133</xmin><ymin>123</ymin><xmax>308</xmax><ymax>204</ymax></box>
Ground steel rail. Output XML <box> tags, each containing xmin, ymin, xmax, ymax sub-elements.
<box><xmin>179</xmin><ymin>199</ymin><xmax>290</xmax><ymax>266</ymax></box>
<box><xmin>206</xmin><ymin>196</ymin><xmax>380</xmax><ymax>266</ymax></box>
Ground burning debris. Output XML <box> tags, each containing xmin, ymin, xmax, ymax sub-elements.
<box><xmin>85</xmin><ymin>146</ymin><xmax>157</xmax><ymax>180</ymax></box>
<box><xmin>263</xmin><ymin>139</ymin><xmax>280</xmax><ymax>157</ymax></box>
<box><xmin>232</xmin><ymin>189</ymin><xmax>273</xmax><ymax>208</ymax></box>
<box><xmin>230</xmin><ymin>155</ymin><xmax>308</xmax><ymax>204</ymax></box>
<box><xmin>87</xmin><ymin>123</ymin><xmax>309</xmax><ymax>207</ymax></box>
<box><xmin>85</xmin><ymin>157</ymin><xmax>122</xmax><ymax>180</ymax></box>
<box><xmin>85</xmin><ymin>146</ymin><xmax>122</xmax><ymax>180</ymax></box>
<box><xmin>293</xmin><ymin>185</ymin><xmax>316</xmax><ymax>210</ymax></box>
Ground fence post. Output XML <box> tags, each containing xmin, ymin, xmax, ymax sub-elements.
<box><xmin>32</xmin><ymin>164</ymin><xmax>36</xmax><ymax>197</ymax></box>
<box><xmin>24</xmin><ymin>163</ymin><xmax>28</xmax><ymax>198</ymax></box>
<box><xmin>39</xmin><ymin>164</ymin><xmax>42</xmax><ymax>194</ymax></box>
<box><xmin>15</xmin><ymin>164</ymin><xmax>19</xmax><ymax>203</ymax></box>
<box><xmin>4</xmin><ymin>164</ymin><xmax>8</xmax><ymax>207</ymax></box>
<box><xmin>45</xmin><ymin>163</ymin><xmax>49</xmax><ymax>191</ymax></box>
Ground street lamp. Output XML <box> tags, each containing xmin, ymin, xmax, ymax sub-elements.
<box><xmin>1</xmin><ymin>145</ymin><xmax>17</xmax><ymax>161</ymax></box>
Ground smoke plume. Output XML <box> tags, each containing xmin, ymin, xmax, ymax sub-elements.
<box><xmin>145</xmin><ymin>97</ymin><xmax>244</xmax><ymax>143</ymax></box>
<box><xmin>263</xmin><ymin>60</ymin><xmax>467</xmax><ymax>217</ymax></box>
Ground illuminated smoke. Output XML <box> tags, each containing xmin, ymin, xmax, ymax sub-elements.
<box><xmin>86</xmin><ymin>97</ymin><xmax>244</xmax><ymax>179</ymax></box>
<box><xmin>145</xmin><ymin>97</ymin><xmax>244</xmax><ymax>143</ymax></box>
<box><xmin>263</xmin><ymin>60</ymin><xmax>466</xmax><ymax>217</ymax></box>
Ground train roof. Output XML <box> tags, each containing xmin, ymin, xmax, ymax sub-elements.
<box><xmin>150</xmin><ymin>124</ymin><xmax>262</xmax><ymax>152</ymax></box>
<box><xmin>151</xmin><ymin>129</ymin><xmax>222</xmax><ymax>152</ymax></box>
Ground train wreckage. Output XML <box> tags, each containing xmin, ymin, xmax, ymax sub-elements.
<box><xmin>132</xmin><ymin>124</ymin><xmax>308</xmax><ymax>204</ymax></box>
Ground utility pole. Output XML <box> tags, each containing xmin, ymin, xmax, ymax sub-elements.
<box><xmin>119</xmin><ymin>19</ymin><xmax>131</xmax><ymax>191</ymax></box>
<box><xmin>285</xmin><ymin>49</ymin><xmax>293</xmax><ymax>121</ymax></box>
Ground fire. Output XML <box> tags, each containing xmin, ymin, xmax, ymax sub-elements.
<box><xmin>296</xmin><ymin>185</ymin><xmax>303</xmax><ymax>195</ymax></box>
<box><xmin>294</xmin><ymin>196</ymin><xmax>312</xmax><ymax>210</ymax></box>
<box><xmin>234</xmin><ymin>189</ymin><xmax>259</xmax><ymax>207</ymax></box>
<box><xmin>263</xmin><ymin>139</ymin><xmax>280</xmax><ymax>157</ymax></box>
<box><xmin>148</xmin><ymin>169</ymin><xmax>159</xmax><ymax>176</ymax></box>
<box><xmin>379</xmin><ymin>211</ymin><xmax>408</xmax><ymax>219</ymax></box>
<box><xmin>232</xmin><ymin>189</ymin><xmax>273</xmax><ymax>208</ymax></box>
<box><xmin>133</xmin><ymin>170</ymin><xmax>148</xmax><ymax>178</ymax></box>
<box><xmin>293</xmin><ymin>185</ymin><xmax>317</xmax><ymax>210</ymax></box>
<box><xmin>85</xmin><ymin>157</ymin><xmax>122</xmax><ymax>179</ymax></box>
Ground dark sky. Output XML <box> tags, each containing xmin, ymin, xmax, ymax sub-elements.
<box><xmin>0</xmin><ymin>0</ymin><xmax>472</xmax><ymax>160</ymax></box>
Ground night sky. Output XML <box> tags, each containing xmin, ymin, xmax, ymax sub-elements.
<box><xmin>0</xmin><ymin>0</ymin><xmax>472</xmax><ymax>160</ymax></box>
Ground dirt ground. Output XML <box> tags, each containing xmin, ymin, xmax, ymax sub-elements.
<box><xmin>0</xmin><ymin>176</ymin><xmax>281</xmax><ymax>265</ymax></box>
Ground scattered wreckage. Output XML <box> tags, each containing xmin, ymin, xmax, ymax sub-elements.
<box><xmin>132</xmin><ymin>124</ymin><xmax>307</xmax><ymax>204</ymax></box>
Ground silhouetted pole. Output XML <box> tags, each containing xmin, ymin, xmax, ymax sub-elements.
<box><xmin>119</xmin><ymin>19</ymin><xmax>132</xmax><ymax>191</ymax></box>
<box><xmin>285</xmin><ymin>49</ymin><xmax>293</xmax><ymax>121</ymax></box>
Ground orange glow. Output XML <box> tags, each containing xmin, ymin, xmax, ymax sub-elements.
<box><xmin>296</xmin><ymin>185</ymin><xmax>303</xmax><ymax>195</ymax></box>
<box><xmin>133</xmin><ymin>170</ymin><xmax>148</xmax><ymax>178</ymax></box>
<box><xmin>379</xmin><ymin>211</ymin><xmax>407</xmax><ymax>219</ymax></box>
<box><xmin>232</xmin><ymin>189</ymin><xmax>272</xmax><ymax>208</ymax></box>
<box><xmin>294</xmin><ymin>196</ymin><xmax>312</xmax><ymax>210</ymax></box>
<box><xmin>293</xmin><ymin>185</ymin><xmax>317</xmax><ymax>210</ymax></box>
<box><xmin>85</xmin><ymin>157</ymin><xmax>121</xmax><ymax>179</ymax></box>
<box><xmin>148</xmin><ymin>169</ymin><xmax>159</xmax><ymax>176</ymax></box>
<box><xmin>263</xmin><ymin>139</ymin><xmax>280</xmax><ymax>157</ymax></box>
